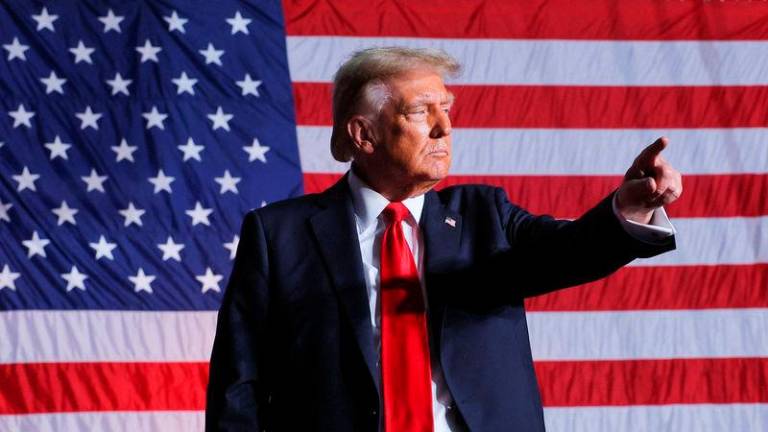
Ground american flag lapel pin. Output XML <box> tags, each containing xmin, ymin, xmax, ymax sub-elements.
<box><xmin>444</xmin><ymin>216</ymin><xmax>456</xmax><ymax>228</ymax></box>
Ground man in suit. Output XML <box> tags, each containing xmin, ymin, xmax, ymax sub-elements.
<box><xmin>206</xmin><ymin>47</ymin><xmax>682</xmax><ymax>431</ymax></box>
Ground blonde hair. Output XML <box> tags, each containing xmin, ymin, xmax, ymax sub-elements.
<box><xmin>330</xmin><ymin>47</ymin><xmax>461</xmax><ymax>162</ymax></box>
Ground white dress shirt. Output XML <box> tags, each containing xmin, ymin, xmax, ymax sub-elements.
<box><xmin>346</xmin><ymin>170</ymin><xmax>675</xmax><ymax>431</ymax></box>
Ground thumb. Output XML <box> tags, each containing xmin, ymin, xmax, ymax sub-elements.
<box><xmin>631</xmin><ymin>176</ymin><xmax>657</xmax><ymax>195</ymax></box>
<box><xmin>619</xmin><ymin>177</ymin><xmax>658</xmax><ymax>209</ymax></box>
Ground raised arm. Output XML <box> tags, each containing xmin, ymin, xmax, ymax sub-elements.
<box><xmin>500</xmin><ymin>137</ymin><xmax>681</xmax><ymax>297</ymax></box>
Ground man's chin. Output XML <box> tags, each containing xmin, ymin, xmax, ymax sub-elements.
<box><xmin>418</xmin><ymin>165</ymin><xmax>451</xmax><ymax>185</ymax></box>
<box><xmin>430</xmin><ymin>160</ymin><xmax>451</xmax><ymax>180</ymax></box>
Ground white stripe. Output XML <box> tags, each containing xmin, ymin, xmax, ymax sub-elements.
<box><xmin>297</xmin><ymin>126</ymin><xmax>768</xmax><ymax>175</ymax></box>
<box><xmin>3</xmin><ymin>308</ymin><xmax>766</xmax><ymax>363</ymax></box>
<box><xmin>0</xmin><ymin>310</ymin><xmax>217</xmax><ymax>364</ymax></box>
<box><xmin>544</xmin><ymin>404</ymin><xmax>768</xmax><ymax>432</ymax></box>
<box><xmin>632</xmin><ymin>216</ymin><xmax>768</xmax><ymax>267</ymax></box>
<box><xmin>287</xmin><ymin>37</ymin><xmax>768</xmax><ymax>85</ymax></box>
<box><xmin>0</xmin><ymin>411</ymin><xmax>203</xmax><ymax>432</ymax></box>
<box><xmin>528</xmin><ymin>309</ymin><xmax>768</xmax><ymax>360</ymax></box>
<box><xmin>1</xmin><ymin>405</ymin><xmax>762</xmax><ymax>432</ymax></box>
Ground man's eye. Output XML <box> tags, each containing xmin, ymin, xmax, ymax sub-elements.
<box><xmin>406</xmin><ymin>110</ymin><xmax>427</xmax><ymax>119</ymax></box>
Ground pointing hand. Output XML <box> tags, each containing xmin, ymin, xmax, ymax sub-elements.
<box><xmin>615</xmin><ymin>137</ymin><xmax>683</xmax><ymax>224</ymax></box>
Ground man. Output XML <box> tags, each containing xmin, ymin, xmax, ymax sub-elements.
<box><xmin>206</xmin><ymin>47</ymin><xmax>682</xmax><ymax>431</ymax></box>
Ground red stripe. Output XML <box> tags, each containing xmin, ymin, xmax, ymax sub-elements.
<box><xmin>293</xmin><ymin>83</ymin><xmax>331</xmax><ymax>126</ymax></box>
<box><xmin>526</xmin><ymin>264</ymin><xmax>768</xmax><ymax>311</ymax></box>
<box><xmin>283</xmin><ymin>0</ymin><xmax>768</xmax><ymax>40</ymax></box>
<box><xmin>293</xmin><ymin>83</ymin><xmax>768</xmax><ymax>129</ymax></box>
<box><xmin>0</xmin><ymin>362</ymin><xmax>207</xmax><ymax>414</ymax></box>
<box><xmin>303</xmin><ymin>173</ymin><xmax>768</xmax><ymax>218</ymax></box>
<box><xmin>536</xmin><ymin>358</ymin><xmax>768</xmax><ymax>406</ymax></box>
<box><xmin>4</xmin><ymin>358</ymin><xmax>763</xmax><ymax>413</ymax></box>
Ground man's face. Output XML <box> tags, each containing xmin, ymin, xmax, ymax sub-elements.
<box><xmin>372</xmin><ymin>69</ymin><xmax>454</xmax><ymax>186</ymax></box>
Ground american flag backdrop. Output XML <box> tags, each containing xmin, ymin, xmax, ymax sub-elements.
<box><xmin>1</xmin><ymin>0</ymin><xmax>767</xmax><ymax>430</ymax></box>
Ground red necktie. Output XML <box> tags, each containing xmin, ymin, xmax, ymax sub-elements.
<box><xmin>380</xmin><ymin>202</ymin><xmax>434</xmax><ymax>432</ymax></box>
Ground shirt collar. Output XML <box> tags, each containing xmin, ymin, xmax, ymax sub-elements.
<box><xmin>347</xmin><ymin>169</ymin><xmax>425</xmax><ymax>233</ymax></box>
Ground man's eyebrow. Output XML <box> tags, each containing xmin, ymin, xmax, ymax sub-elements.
<box><xmin>404</xmin><ymin>92</ymin><xmax>456</xmax><ymax>108</ymax></box>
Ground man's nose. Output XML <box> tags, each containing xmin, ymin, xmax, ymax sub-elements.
<box><xmin>430</xmin><ymin>109</ymin><xmax>452</xmax><ymax>139</ymax></box>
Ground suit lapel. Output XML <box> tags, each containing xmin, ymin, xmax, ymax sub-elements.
<box><xmin>309</xmin><ymin>176</ymin><xmax>380</xmax><ymax>394</ymax></box>
<box><xmin>421</xmin><ymin>189</ymin><xmax>463</xmax><ymax>391</ymax></box>
<box><xmin>421</xmin><ymin>190</ymin><xmax>463</xmax><ymax>276</ymax></box>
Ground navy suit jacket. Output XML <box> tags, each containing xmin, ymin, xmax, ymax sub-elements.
<box><xmin>206</xmin><ymin>175</ymin><xmax>675</xmax><ymax>431</ymax></box>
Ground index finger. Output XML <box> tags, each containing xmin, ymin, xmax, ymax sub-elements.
<box><xmin>636</xmin><ymin>136</ymin><xmax>669</xmax><ymax>166</ymax></box>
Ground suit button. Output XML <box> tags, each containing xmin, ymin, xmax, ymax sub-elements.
<box><xmin>371</xmin><ymin>409</ymin><xmax>378</xmax><ymax>416</ymax></box>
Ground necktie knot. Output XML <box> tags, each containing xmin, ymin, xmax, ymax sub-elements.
<box><xmin>382</xmin><ymin>202</ymin><xmax>410</xmax><ymax>224</ymax></box>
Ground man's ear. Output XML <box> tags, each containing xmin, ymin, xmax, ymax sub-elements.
<box><xmin>347</xmin><ymin>115</ymin><xmax>377</xmax><ymax>155</ymax></box>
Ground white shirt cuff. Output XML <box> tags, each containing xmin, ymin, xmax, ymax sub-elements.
<box><xmin>611</xmin><ymin>194</ymin><xmax>676</xmax><ymax>243</ymax></box>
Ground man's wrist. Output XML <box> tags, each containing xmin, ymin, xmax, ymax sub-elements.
<box><xmin>611</xmin><ymin>194</ymin><xmax>676</xmax><ymax>243</ymax></box>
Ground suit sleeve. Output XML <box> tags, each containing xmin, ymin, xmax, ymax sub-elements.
<box><xmin>496</xmin><ymin>188</ymin><xmax>676</xmax><ymax>297</ymax></box>
<box><xmin>206</xmin><ymin>211</ymin><xmax>271</xmax><ymax>431</ymax></box>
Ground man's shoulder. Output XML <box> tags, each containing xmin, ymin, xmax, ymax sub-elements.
<box><xmin>243</xmin><ymin>182</ymin><xmax>510</xmax><ymax>225</ymax></box>
<box><xmin>434</xmin><ymin>183</ymin><xmax>507</xmax><ymax>207</ymax></box>
<box><xmin>244</xmin><ymin>191</ymin><xmax>326</xmax><ymax>224</ymax></box>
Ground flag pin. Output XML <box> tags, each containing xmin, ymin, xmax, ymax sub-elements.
<box><xmin>444</xmin><ymin>217</ymin><xmax>456</xmax><ymax>227</ymax></box>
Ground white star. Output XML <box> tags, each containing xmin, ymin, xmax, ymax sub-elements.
<box><xmin>69</xmin><ymin>40</ymin><xmax>95</xmax><ymax>64</ymax></box>
<box><xmin>186</xmin><ymin>201</ymin><xmax>213</xmax><ymax>226</ymax></box>
<box><xmin>119</xmin><ymin>202</ymin><xmax>145</xmax><ymax>227</ymax></box>
<box><xmin>31</xmin><ymin>7</ymin><xmax>59</xmax><ymax>32</ymax></box>
<box><xmin>236</xmin><ymin>73</ymin><xmax>262</xmax><ymax>97</ymax></box>
<box><xmin>98</xmin><ymin>9</ymin><xmax>124</xmax><ymax>33</ymax></box>
<box><xmin>44</xmin><ymin>135</ymin><xmax>71</xmax><ymax>160</ymax></box>
<box><xmin>40</xmin><ymin>70</ymin><xmax>67</xmax><ymax>94</ymax></box>
<box><xmin>81</xmin><ymin>169</ymin><xmax>108</xmax><ymax>193</ymax></box>
<box><xmin>261</xmin><ymin>200</ymin><xmax>268</xmax><ymax>208</ymax></box>
<box><xmin>106</xmin><ymin>72</ymin><xmax>132</xmax><ymax>96</ymax></box>
<box><xmin>197</xmin><ymin>267</ymin><xmax>223</xmax><ymax>293</ymax></box>
<box><xmin>226</xmin><ymin>11</ymin><xmax>252</xmax><ymax>35</ymax></box>
<box><xmin>3</xmin><ymin>37</ymin><xmax>29</xmax><ymax>61</ymax></box>
<box><xmin>111</xmin><ymin>138</ymin><xmax>138</xmax><ymax>162</ymax></box>
<box><xmin>224</xmin><ymin>235</ymin><xmax>240</xmax><ymax>260</ymax></box>
<box><xmin>171</xmin><ymin>71</ymin><xmax>197</xmax><ymax>95</ymax></box>
<box><xmin>61</xmin><ymin>265</ymin><xmax>88</xmax><ymax>292</ymax></box>
<box><xmin>51</xmin><ymin>200</ymin><xmax>78</xmax><ymax>226</ymax></box>
<box><xmin>136</xmin><ymin>39</ymin><xmax>162</xmax><ymax>63</ymax></box>
<box><xmin>13</xmin><ymin>166</ymin><xmax>40</xmax><ymax>192</ymax></box>
<box><xmin>0</xmin><ymin>199</ymin><xmax>12</xmax><ymax>223</ymax></box>
<box><xmin>8</xmin><ymin>104</ymin><xmax>35</xmax><ymax>128</ymax></box>
<box><xmin>207</xmin><ymin>106</ymin><xmax>233</xmax><ymax>131</ymax></box>
<box><xmin>243</xmin><ymin>138</ymin><xmax>270</xmax><ymax>163</ymax></box>
<box><xmin>198</xmin><ymin>43</ymin><xmax>224</xmax><ymax>66</ymax></box>
<box><xmin>178</xmin><ymin>137</ymin><xmax>204</xmax><ymax>161</ymax></box>
<box><xmin>89</xmin><ymin>235</ymin><xmax>117</xmax><ymax>260</ymax></box>
<box><xmin>22</xmin><ymin>231</ymin><xmax>50</xmax><ymax>258</ymax></box>
<box><xmin>0</xmin><ymin>264</ymin><xmax>21</xmax><ymax>291</ymax></box>
<box><xmin>148</xmin><ymin>169</ymin><xmax>175</xmax><ymax>193</ymax></box>
<box><xmin>214</xmin><ymin>170</ymin><xmax>241</xmax><ymax>194</ymax></box>
<box><xmin>129</xmin><ymin>268</ymin><xmax>155</xmax><ymax>293</ymax></box>
<box><xmin>157</xmin><ymin>236</ymin><xmax>185</xmax><ymax>262</ymax></box>
<box><xmin>75</xmin><ymin>106</ymin><xmax>102</xmax><ymax>130</ymax></box>
<box><xmin>164</xmin><ymin>10</ymin><xmax>188</xmax><ymax>33</ymax></box>
<box><xmin>142</xmin><ymin>106</ymin><xmax>168</xmax><ymax>130</ymax></box>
